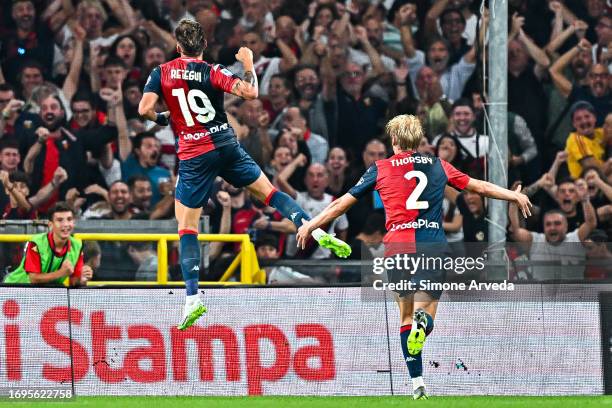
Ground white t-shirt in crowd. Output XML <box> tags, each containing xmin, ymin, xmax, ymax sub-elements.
<box><xmin>528</xmin><ymin>230</ymin><xmax>585</xmax><ymax>281</ymax></box>
<box><xmin>432</xmin><ymin>132</ymin><xmax>489</xmax><ymax>159</ymax></box>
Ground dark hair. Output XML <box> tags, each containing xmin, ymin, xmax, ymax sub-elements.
<box><xmin>71</xmin><ymin>90</ymin><xmax>93</xmax><ymax>106</ymax></box>
<box><xmin>543</xmin><ymin>209</ymin><xmax>567</xmax><ymax>220</ymax></box>
<box><xmin>435</xmin><ymin>133</ymin><xmax>458</xmax><ymax>149</ymax></box>
<box><xmin>122</xmin><ymin>79</ymin><xmax>141</xmax><ymax>92</ymax></box>
<box><xmin>175</xmin><ymin>18</ymin><xmax>206</xmax><ymax>57</ymax></box>
<box><xmin>440</xmin><ymin>8</ymin><xmax>466</xmax><ymax>26</ymax></box>
<box><xmin>103</xmin><ymin>56</ymin><xmax>128</xmax><ymax>70</ymax></box>
<box><xmin>83</xmin><ymin>241</ymin><xmax>101</xmax><ymax>263</ymax></box>
<box><xmin>270</xmin><ymin>73</ymin><xmax>292</xmax><ymax>92</ymax></box>
<box><xmin>272</xmin><ymin>143</ymin><xmax>292</xmax><ymax>156</ymax></box>
<box><xmin>143</xmin><ymin>43</ymin><xmax>167</xmax><ymax>66</ymax></box>
<box><xmin>8</xmin><ymin>170</ymin><xmax>29</xmax><ymax>185</ymax></box>
<box><xmin>292</xmin><ymin>64</ymin><xmax>319</xmax><ymax>91</ymax></box>
<box><xmin>127</xmin><ymin>174</ymin><xmax>150</xmax><ymax>190</ymax></box>
<box><xmin>109</xmin><ymin>180</ymin><xmax>129</xmax><ymax>190</ymax></box>
<box><xmin>293</xmin><ymin>64</ymin><xmax>319</xmax><ymax>77</ymax></box>
<box><xmin>557</xmin><ymin>177</ymin><xmax>575</xmax><ymax>187</ymax></box>
<box><xmin>132</xmin><ymin>131</ymin><xmax>157</xmax><ymax>150</ymax></box>
<box><xmin>18</xmin><ymin>59</ymin><xmax>45</xmax><ymax>79</ymax></box>
<box><xmin>586</xmin><ymin>229</ymin><xmax>608</xmax><ymax>243</ymax></box>
<box><xmin>12</xmin><ymin>0</ymin><xmax>34</xmax><ymax>5</ymax></box>
<box><xmin>0</xmin><ymin>139</ymin><xmax>19</xmax><ymax>152</ymax></box>
<box><xmin>0</xmin><ymin>83</ymin><xmax>15</xmax><ymax>93</ymax></box>
<box><xmin>128</xmin><ymin>242</ymin><xmax>154</xmax><ymax>252</ymax></box>
<box><xmin>581</xmin><ymin>165</ymin><xmax>603</xmax><ymax>179</ymax></box>
<box><xmin>109</xmin><ymin>34</ymin><xmax>143</xmax><ymax>68</ymax></box>
<box><xmin>451</xmin><ymin>97</ymin><xmax>474</xmax><ymax>112</ymax></box>
<box><xmin>361</xmin><ymin>213</ymin><xmax>386</xmax><ymax>235</ymax></box>
<box><xmin>314</xmin><ymin>2</ymin><xmax>339</xmax><ymax>20</ymax></box>
<box><xmin>570</xmin><ymin>100</ymin><xmax>596</xmax><ymax>121</ymax></box>
<box><xmin>291</xmin><ymin>65</ymin><xmax>320</xmax><ymax>97</ymax></box>
<box><xmin>427</xmin><ymin>36</ymin><xmax>450</xmax><ymax>52</ymax></box>
<box><xmin>255</xmin><ymin>233</ymin><xmax>279</xmax><ymax>249</ymax></box>
<box><xmin>326</xmin><ymin>145</ymin><xmax>348</xmax><ymax>161</ymax></box>
<box><xmin>387</xmin><ymin>0</ymin><xmax>417</xmax><ymax>23</ymax></box>
<box><xmin>48</xmin><ymin>202</ymin><xmax>75</xmax><ymax>220</ymax></box>
<box><xmin>310</xmin><ymin>3</ymin><xmax>339</xmax><ymax>38</ymax></box>
<box><xmin>244</xmin><ymin>29</ymin><xmax>264</xmax><ymax>41</ymax></box>
<box><xmin>284</xmin><ymin>105</ymin><xmax>307</xmax><ymax>123</ymax></box>
<box><xmin>40</xmin><ymin>93</ymin><xmax>66</xmax><ymax>113</ymax></box>
<box><xmin>144</xmin><ymin>43</ymin><xmax>166</xmax><ymax>54</ymax></box>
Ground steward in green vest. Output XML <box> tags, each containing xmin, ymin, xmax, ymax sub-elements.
<box><xmin>4</xmin><ymin>202</ymin><xmax>90</xmax><ymax>286</ymax></box>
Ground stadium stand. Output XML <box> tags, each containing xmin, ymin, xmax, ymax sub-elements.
<box><xmin>0</xmin><ymin>0</ymin><xmax>610</xmax><ymax>284</ymax></box>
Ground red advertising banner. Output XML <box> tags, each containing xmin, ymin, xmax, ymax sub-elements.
<box><xmin>0</xmin><ymin>287</ymin><xmax>604</xmax><ymax>396</ymax></box>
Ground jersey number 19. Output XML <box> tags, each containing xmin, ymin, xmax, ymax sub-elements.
<box><xmin>172</xmin><ymin>88</ymin><xmax>216</xmax><ymax>126</ymax></box>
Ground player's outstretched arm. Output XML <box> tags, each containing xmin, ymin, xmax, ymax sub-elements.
<box><xmin>296</xmin><ymin>193</ymin><xmax>358</xmax><ymax>249</ymax></box>
<box><xmin>230</xmin><ymin>47</ymin><xmax>259</xmax><ymax>100</ymax></box>
<box><xmin>509</xmin><ymin>201</ymin><xmax>533</xmax><ymax>244</ymax></box>
<box><xmin>465</xmin><ymin>179</ymin><xmax>533</xmax><ymax>218</ymax></box>
<box><xmin>138</xmin><ymin>92</ymin><xmax>169</xmax><ymax>125</ymax></box>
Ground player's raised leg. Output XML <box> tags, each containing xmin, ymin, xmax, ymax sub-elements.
<box><xmin>175</xmin><ymin>200</ymin><xmax>207</xmax><ymax>330</ymax></box>
<box><xmin>396</xmin><ymin>295</ymin><xmax>426</xmax><ymax>400</ymax></box>
<box><xmin>404</xmin><ymin>293</ymin><xmax>437</xmax><ymax>400</ymax></box>
<box><xmin>409</xmin><ymin>295</ymin><xmax>437</xmax><ymax>355</ymax></box>
<box><xmin>246</xmin><ymin>172</ymin><xmax>351</xmax><ymax>258</ymax></box>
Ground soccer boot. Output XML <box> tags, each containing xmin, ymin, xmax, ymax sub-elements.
<box><xmin>413</xmin><ymin>386</ymin><xmax>429</xmax><ymax>400</ymax></box>
<box><xmin>312</xmin><ymin>229</ymin><xmax>352</xmax><ymax>258</ymax></box>
<box><xmin>177</xmin><ymin>299</ymin><xmax>207</xmax><ymax>331</ymax></box>
<box><xmin>407</xmin><ymin>308</ymin><xmax>428</xmax><ymax>355</ymax></box>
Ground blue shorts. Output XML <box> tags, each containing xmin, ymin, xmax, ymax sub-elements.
<box><xmin>175</xmin><ymin>142</ymin><xmax>262</xmax><ymax>208</ymax></box>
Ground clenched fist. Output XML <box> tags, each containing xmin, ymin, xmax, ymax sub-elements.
<box><xmin>235</xmin><ymin>47</ymin><xmax>254</xmax><ymax>65</ymax></box>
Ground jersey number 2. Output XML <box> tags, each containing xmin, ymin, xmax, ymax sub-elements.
<box><xmin>172</xmin><ymin>88</ymin><xmax>216</xmax><ymax>126</ymax></box>
<box><xmin>404</xmin><ymin>170</ymin><xmax>429</xmax><ymax>210</ymax></box>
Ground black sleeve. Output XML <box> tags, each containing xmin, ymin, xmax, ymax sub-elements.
<box><xmin>78</xmin><ymin>126</ymin><xmax>118</xmax><ymax>158</ymax></box>
<box><xmin>143</xmin><ymin>66</ymin><xmax>162</xmax><ymax>96</ymax></box>
<box><xmin>348</xmin><ymin>164</ymin><xmax>378</xmax><ymax>199</ymax></box>
<box><xmin>455</xmin><ymin>193</ymin><xmax>468</xmax><ymax>216</ymax></box>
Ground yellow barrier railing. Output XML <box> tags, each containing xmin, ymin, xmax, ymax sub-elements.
<box><xmin>0</xmin><ymin>233</ymin><xmax>265</xmax><ymax>286</ymax></box>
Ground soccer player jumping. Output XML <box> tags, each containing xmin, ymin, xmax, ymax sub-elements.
<box><xmin>296</xmin><ymin>115</ymin><xmax>532</xmax><ymax>399</ymax></box>
<box><xmin>138</xmin><ymin>19</ymin><xmax>350</xmax><ymax>330</ymax></box>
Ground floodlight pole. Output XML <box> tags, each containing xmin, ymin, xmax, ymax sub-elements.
<box><xmin>487</xmin><ymin>0</ymin><xmax>508</xmax><ymax>278</ymax></box>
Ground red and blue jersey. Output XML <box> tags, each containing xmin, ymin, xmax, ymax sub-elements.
<box><xmin>143</xmin><ymin>57</ymin><xmax>240</xmax><ymax>160</ymax></box>
<box><xmin>348</xmin><ymin>151</ymin><xmax>470</xmax><ymax>255</ymax></box>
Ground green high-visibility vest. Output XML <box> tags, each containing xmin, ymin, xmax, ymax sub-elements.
<box><xmin>4</xmin><ymin>233</ymin><xmax>82</xmax><ymax>285</ymax></box>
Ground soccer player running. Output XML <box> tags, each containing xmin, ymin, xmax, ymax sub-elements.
<box><xmin>138</xmin><ymin>19</ymin><xmax>350</xmax><ymax>331</ymax></box>
<box><xmin>296</xmin><ymin>115</ymin><xmax>532</xmax><ymax>400</ymax></box>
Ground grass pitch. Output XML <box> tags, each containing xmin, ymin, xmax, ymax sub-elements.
<box><xmin>1</xmin><ymin>396</ymin><xmax>611</xmax><ymax>407</ymax></box>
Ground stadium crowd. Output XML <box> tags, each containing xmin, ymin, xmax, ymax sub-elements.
<box><xmin>0</xmin><ymin>0</ymin><xmax>610</xmax><ymax>282</ymax></box>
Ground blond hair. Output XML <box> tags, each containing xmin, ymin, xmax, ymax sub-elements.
<box><xmin>76</xmin><ymin>0</ymin><xmax>108</xmax><ymax>22</ymax></box>
<box><xmin>385</xmin><ymin>114</ymin><xmax>424</xmax><ymax>151</ymax></box>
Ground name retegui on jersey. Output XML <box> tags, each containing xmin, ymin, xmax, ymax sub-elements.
<box><xmin>170</xmin><ymin>69</ymin><xmax>202</xmax><ymax>82</ymax></box>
